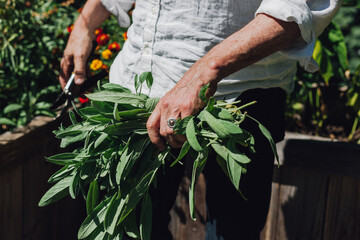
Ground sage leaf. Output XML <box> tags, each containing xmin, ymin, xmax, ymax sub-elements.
<box><xmin>140</xmin><ymin>193</ymin><xmax>152</xmax><ymax>240</ymax></box>
<box><xmin>227</xmin><ymin>154</ymin><xmax>242</xmax><ymax>191</ymax></box>
<box><xmin>104</xmin><ymin>193</ymin><xmax>125</xmax><ymax>235</ymax></box>
<box><xmin>170</xmin><ymin>140</ymin><xmax>190</xmax><ymax>167</ymax></box>
<box><xmin>38</xmin><ymin>175</ymin><xmax>72</xmax><ymax>207</ymax></box>
<box><xmin>124</xmin><ymin>210</ymin><xmax>140</xmax><ymax>239</ymax></box>
<box><xmin>86</xmin><ymin>180</ymin><xmax>99</xmax><ymax>215</ymax></box>
<box><xmin>46</xmin><ymin>153</ymin><xmax>78</xmax><ymax>165</ymax></box>
<box><xmin>247</xmin><ymin>115</ymin><xmax>279</xmax><ymax>164</ymax></box>
<box><xmin>78</xmin><ymin>197</ymin><xmax>112</xmax><ymax>239</ymax></box>
<box><xmin>86</xmin><ymin>91</ymin><xmax>147</xmax><ymax>105</ymax></box>
<box><xmin>48</xmin><ymin>165</ymin><xmax>74</xmax><ymax>183</ymax></box>
<box><xmin>199</xmin><ymin>83</ymin><xmax>210</xmax><ymax>103</ymax></box>
<box><xmin>202</xmin><ymin>110</ymin><xmax>230</xmax><ymax>138</ymax></box>
<box><xmin>186</xmin><ymin>117</ymin><xmax>203</xmax><ymax>152</ymax></box>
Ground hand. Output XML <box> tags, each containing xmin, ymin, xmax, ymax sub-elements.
<box><xmin>58</xmin><ymin>0</ymin><xmax>110</xmax><ymax>89</ymax></box>
<box><xmin>146</xmin><ymin>57</ymin><xmax>220</xmax><ymax>151</ymax></box>
<box><xmin>59</xmin><ymin>22</ymin><xmax>95</xmax><ymax>89</ymax></box>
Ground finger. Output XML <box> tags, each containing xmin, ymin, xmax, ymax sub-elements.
<box><xmin>73</xmin><ymin>53</ymin><xmax>88</xmax><ymax>85</ymax></box>
<box><xmin>59</xmin><ymin>55</ymin><xmax>73</xmax><ymax>89</ymax></box>
<box><xmin>166</xmin><ymin>134</ymin><xmax>185</xmax><ymax>149</ymax></box>
<box><xmin>147</xmin><ymin>106</ymin><xmax>166</xmax><ymax>151</ymax></box>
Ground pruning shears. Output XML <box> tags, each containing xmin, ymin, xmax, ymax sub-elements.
<box><xmin>51</xmin><ymin>70</ymin><xmax>108</xmax><ymax>116</ymax></box>
<box><xmin>51</xmin><ymin>41</ymin><xmax>108</xmax><ymax>116</ymax></box>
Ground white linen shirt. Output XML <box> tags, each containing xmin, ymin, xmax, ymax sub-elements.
<box><xmin>100</xmin><ymin>0</ymin><xmax>341</xmax><ymax>100</ymax></box>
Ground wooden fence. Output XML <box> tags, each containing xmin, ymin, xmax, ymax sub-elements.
<box><xmin>1</xmin><ymin>116</ymin><xmax>359</xmax><ymax>240</ymax></box>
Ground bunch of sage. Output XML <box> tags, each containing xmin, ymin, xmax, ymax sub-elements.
<box><xmin>39</xmin><ymin>72</ymin><xmax>278</xmax><ymax>240</ymax></box>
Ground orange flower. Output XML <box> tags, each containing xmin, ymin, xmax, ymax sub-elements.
<box><xmin>90</xmin><ymin>59</ymin><xmax>103</xmax><ymax>71</ymax></box>
<box><xmin>101</xmin><ymin>49</ymin><xmax>113</xmax><ymax>60</ymax></box>
<box><xmin>122</xmin><ymin>32</ymin><xmax>128</xmax><ymax>41</ymax></box>
<box><xmin>95</xmin><ymin>28</ymin><xmax>103</xmax><ymax>36</ymax></box>
<box><xmin>67</xmin><ymin>24</ymin><xmax>74</xmax><ymax>33</ymax></box>
<box><xmin>96</xmin><ymin>33</ymin><xmax>109</xmax><ymax>45</ymax></box>
<box><xmin>101</xmin><ymin>64</ymin><xmax>109</xmax><ymax>72</ymax></box>
<box><xmin>108</xmin><ymin>42</ymin><xmax>121</xmax><ymax>52</ymax></box>
<box><xmin>77</xmin><ymin>7</ymin><xmax>83</xmax><ymax>13</ymax></box>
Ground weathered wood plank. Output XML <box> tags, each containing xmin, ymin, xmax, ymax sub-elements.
<box><xmin>279</xmin><ymin>133</ymin><xmax>360</xmax><ymax>178</ymax></box>
<box><xmin>323</xmin><ymin>175</ymin><xmax>360</xmax><ymax>240</ymax></box>
<box><xmin>261</xmin><ymin>167</ymin><xmax>281</xmax><ymax>240</ymax></box>
<box><xmin>275</xmin><ymin>166</ymin><xmax>328</xmax><ymax>240</ymax></box>
<box><xmin>0</xmin><ymin>165</ymin><xmax>23</xmax><ymax>240</ymax></box>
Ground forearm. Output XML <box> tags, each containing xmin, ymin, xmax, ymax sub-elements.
<box><xmin>74</xmin><ymin>0</ymin><xmax>111</xmax><ymax>35</ymax></box>
<box><xmin>201</xmin><ymin>13</ymin><xmax>301</xmax><ymax>84</ymax></box>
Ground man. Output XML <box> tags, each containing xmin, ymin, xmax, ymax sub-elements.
<box><xmin>59</xmin><ymin>0</ymin><xmax>341</xmax><ymax>239</ymax></box>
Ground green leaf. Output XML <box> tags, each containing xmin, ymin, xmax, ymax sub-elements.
<box><xmin>139</xmin><ymin>72</ymin><xmax>154</xmax><ymax>89</ymax></box>
<box><xmin>117</xmin><ymin>109</ymin><xmax>148</xmax><ymax>119</ymax></box>
<box><xmin>186</xmin><ymin>117</ymin><xmax>203</xmax><ymax>152</ymax></box>
<box><xmin>48</xmin><ymin>165</ymin><xmax>74</xmax><ymax>183</ymax></box>
<box><xmin>170</xmin><ymin>140</ymin><xmax>190</xmax><ymax>167</ymax></box>
<box><xmin>145</xmin><ymin>98</ymin><xmax>159</xmax><ymax>112</ymax></box>
<box><xmin>189</xmin><ymin>149</ymin><xmax>208</xmax><ymax>220</ymax></box>
<box><xmin>140</xmin><ymin>193</ymin><xmax>152</xmax><ymax>240</ymax></box>
<box><xmin>199</xmin><ymin>83</ymin><xmax>210</xmax><ymax>103</ymax></box>
<box><xmin>69</xmin><ymin>170</ymin><xmax>81</xmax><ymax>199</ymax></box>
<box><xmin>91</xmin><ymin>101</ymin><xmax>114</xmax><ymax>114</ymax></box>
<box><xmin>94</xmin><ymin>132</ymin><xmax>109</xmax><ymax>150</ymax></box>
<box><xmin>38</xmin><ymin>175</ymin><xmax>72</xmax><ymax>207</ymax></box>
<box><xmin>3</xmin><ymin>103</ymin><xmax>23</xmax><ymax>114</ymax></box>
<box><xmin>226</xmin><ymin>153</ymin><xmax>243</xmax><ymax>191</ymax></box>
<box><xmin>226</xmin><ymin>138</ymin><xmax>251</xmax><ymax>164</ymax></box>
<box><xmin>86</xmin><ymin>180</ymin><xmax>99</xmax><ymax>215</ymax></box>
<box><xmin>247</xmin><ymin>115</ymin><xmax>279</xmax><ymax>164</ymax></box>
<box><xmin>46</xmin><ymin>153</ymin><xmax>78</xmax><ymax>165</ymax></box>
<box><xmin>206</xmin><ymin>97</ymin><xmax>216</xmax><ymax>112</ymax></box>
<box><xmin>69</xmin><ymin>110</ymin><xmax>77</xmax><ymax>125</ymax></box>
<box><xmin>104</xmin><ymin>193</ymin><xmax>125</xmax><ymax>235</ymax></box>
<box><xmin>86</xmin><ymin>91</ymin><xmax>147</xmax><ymax>105</ymax></box>
<box><xmin>120</xmin><ymin>170</ymin><xmax>158</xmax><ymax>223</ymax></box>
<box><xmin>102</xmin><ymin>83</ymin><xmax>132</xmax><ymax>93</ymax></box>
<box><xmin>209</xmin><ymin>107</ymin><xmax>234</xmax><ymax>121</ymax></box>
<box><xmin>104</xmin><ymin>121</ymin><xmax>147</xmax><ymax>136</ymax></box>
<box><xmin>0</xmin><ymin>117</ymin><xmax>16</xmax><ymax>126</ymax></box>
<box><xmin>124</xmin><ymin>210</ymin><xmax>140</xmax><ymax>239</ymax></box>
<box><xmin>202</xmin><ymin>110</ymin><xmax>231</xmax><ymax>138</ymax></box>
<box><xmin>78</xmin><ymin>197</ymin><xmax>112</xmax><ymax>239</ymax></box>
<box><xmin>173</xmin><ymin>116</ymin><xmax>192</xmax><ymax>134</ymax></box>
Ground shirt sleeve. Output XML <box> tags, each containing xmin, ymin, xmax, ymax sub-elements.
<box><xmin>100</xmin><ymin>0</ymin><xmax>135</xmax><ymax>28</ymax></box>
<box><xmin>255</xmin><ymin>0</ymin><xmax>342</xmax><ymax>72</ymax></box>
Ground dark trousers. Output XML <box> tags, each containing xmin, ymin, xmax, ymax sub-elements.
<box><xmin>151</xmin><ymin>88</ymin><xmax>287</xmax><ymax>240</ymax></box>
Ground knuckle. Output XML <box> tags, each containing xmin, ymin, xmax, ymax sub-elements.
<box><xmin>159</xmin><ymin>129</ymin><xmax>167</xmax><ymax>137</ymax></box>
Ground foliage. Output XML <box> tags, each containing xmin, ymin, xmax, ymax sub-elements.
<box><xmin>39</xmin><ymin>74</ymin><xmax>277</xmax><ymax>239</ymax></box>
<box><xmin>286</xmin><ymin>5</ymin><xmax>360</xmax><ymax>141</ymax></box>
<box><xmin>0</xmin><ymin>0</ymin><xmax>128</xmax><ymax>134</ymax></box>
<box><xmin>0</xmin><ymin>0</ymin><xmax>80</xmax><ymax>132</ymax></box>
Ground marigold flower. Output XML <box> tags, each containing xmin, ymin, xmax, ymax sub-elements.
<box><xmin>122</xmin><ymin>32</ymin><xmax>128</xmax><ymax>41</ymax></box>
<box><xmin>67</xmin><ymin>24</ymin><xmax>74</xmax><ymax>33</ymax></box>
<box><xmin>90</xmin><ymin>59</ymin><xmax>103</xmax><ymax>71</ymax></box>
<box><xmin>96</xmin><ymin>33</ymin><xmax>109</xmax><ymax>46</ymax></box>
<box><xmin>95</xmin><ymin>28</ymin><xmax>103</xmax><ymax>36</ymax></box>
<box><xmin>101</xmin><ymin>49</ymin><xmax>113</xmax><ymax>60</ymax></box>
<box><xmin>102</xmin><ymin>64</ymin><xmax>109</xmax><ymax>72</ymax></box>
<box><xmin>108</xmin><ymin>42</ymin><xmax>121</xmax><ymax>52</ymax></box>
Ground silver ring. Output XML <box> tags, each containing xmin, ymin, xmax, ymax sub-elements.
<box><xmin>167</xmin><ymin>118</ymin><xmax>177</xmax><ymax>128</ymax></box>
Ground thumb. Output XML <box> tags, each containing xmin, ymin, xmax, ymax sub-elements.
<box><xmin>73</xmin><ymin>55</ymin><xmax>87</xmax><ymax>85</ymax></box>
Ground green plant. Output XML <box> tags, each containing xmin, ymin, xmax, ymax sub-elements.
<box><xmin>0</xmin><ymin>0</ymin><xmax>81</xmax><ymax>132</ymax></box>
<box><xmin>39</xmin><ymin>74</ymin><xmax>277</xmax><ymax>239</ymax></box>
